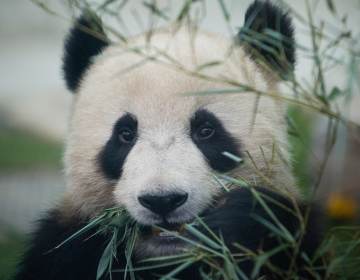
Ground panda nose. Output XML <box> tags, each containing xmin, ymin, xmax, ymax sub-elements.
<box><xmin>138</xmin><ymin>193</ymin><xmax>188</xmax><ymax>216</ymax></box>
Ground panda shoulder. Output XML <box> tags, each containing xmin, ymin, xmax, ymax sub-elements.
<box><xmin>14</xmin><ymin>209</ymin><xmax>107</xmax><ymax>280</ymax></box>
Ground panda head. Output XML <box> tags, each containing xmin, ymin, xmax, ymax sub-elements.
<box><xmin>62</xmin><ymin>1</ymin><xmax>297</xmax><ymax>257</ymax></box>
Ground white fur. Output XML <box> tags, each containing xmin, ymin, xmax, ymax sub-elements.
<box><xmin>63</xmin><ymin>25</ymin><xmax>297</xmax><ymax>232</ymax></box>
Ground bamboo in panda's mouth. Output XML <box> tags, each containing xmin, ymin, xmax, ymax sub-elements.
<box><xmin>151</xmin><ymin>223</ymin><xmax>186</xmax><ymax>237</ymax></box>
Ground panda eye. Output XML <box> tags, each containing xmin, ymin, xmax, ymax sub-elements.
<box><xmin>118</xmin><ymin>128</ymin><xmax>136</xmax><ymax>143</ymax></box>
<box><xmin>196</xmin><ymin>123</ymin><xmax>215</xmax><ymax>140</ymax></box>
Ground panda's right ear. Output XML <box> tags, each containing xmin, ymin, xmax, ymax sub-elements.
<box><xmin>63</xmin><ymin>11</ymin><xmax>109</xmax><ymax>93</ymax></box>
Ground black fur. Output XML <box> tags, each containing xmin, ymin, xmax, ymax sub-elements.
<box><xmin>200</xmin><ymin>187</ymin><xmax>325</xmax><ymax>279</ymax></box>
<box><xmin>14</xmin><ymin>211</ymin><xmax>109</xmax><ymax>280</ymax></box>
<box><xmin>14</xmin><ymin>187</ymin><xmax>324</xmax><ymax>280</ymax></box>
<box><xmin>237</xmin><ymin>0</ymin><xmax>295</xmax><ymax>75</ymax></box>
<box><xmin>191</xmin><ymin>109</ymin><xmax>242</xmax><ymax>172</ymax></box>
<box><xmin>98</xmin><ymin>113</ymin><xmax>138</xmax><ymax>180</ymax></box>
<box><xmin>63</xmin><ymin>12</ymin><xmax>109</xmax><ymax>92</ymax></box>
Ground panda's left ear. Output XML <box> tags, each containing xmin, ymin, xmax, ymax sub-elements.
<box><xmin>237</xmin><ymin>0</ymin><xmax>295</xmax><ymax>77</ymax></box>
<box><xmin>63</xmin><ymin>11</ymin><xmax>109</xmax><ymax>93</ymax></box>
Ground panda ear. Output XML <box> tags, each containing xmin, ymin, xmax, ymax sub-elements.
<box><xmin>237</xmin><ymin>0</ymin><xmax>295</xmax><ymax>77</ymax></box>
<box><xmin>63</xmin><ymin>11</ymin><xmax>109</xmax><ymax>92</ymax></box>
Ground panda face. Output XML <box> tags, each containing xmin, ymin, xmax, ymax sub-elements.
<box><xmin>70</xmin><ymin>69</ymin><xmax>227</xmax><ymax>256</ymax></box>
<box><xmin>96</xmin><ymin>84</ymin><xmax>242</xmax><ymax>227</ymax></box>
<box><xmin>67</xmin><ymin>46</ymin><xmax>246</xmax><ymax>218</ymax></box>
<box><xmin>63</xmin><ymin>4</ymin><xmax>298</xmax><ymax>256</ymax></box>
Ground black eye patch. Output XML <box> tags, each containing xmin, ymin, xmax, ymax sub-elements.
<box><xmin>98</xmin><ymin>113</ymin><xmax>138</xmax><ymax>180</ymax></box>
<box><xmin>190</xmin><ymin>109</ymin><xmax>242</xmax><ymax>172</ymax></box>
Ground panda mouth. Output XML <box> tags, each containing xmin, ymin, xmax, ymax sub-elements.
<box><xmin>135</xmin><ymin>223</ymin><xmax>191</xmax><ymax>258</ymax></box>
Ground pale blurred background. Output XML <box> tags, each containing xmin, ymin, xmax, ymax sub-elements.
<box><xmin>0</xmin><ymin>0</ymin><xmax>359</xmax><ymax>278</ymax></box>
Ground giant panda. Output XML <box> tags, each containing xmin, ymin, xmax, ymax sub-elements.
<box><xmin>15</xmin><ymin>1</ymin><xmax>325</xmax><ymax>279</ymax></box>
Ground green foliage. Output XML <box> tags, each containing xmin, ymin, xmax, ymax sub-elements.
<box><xmin>0</xmin><ymin>128</ymin><xmax>62</xmax><ymax>170</ymax></box>
<box><xmin>287</xmin><ymin>107</ymin><xmax>314</xmax><ymax>194</ymax></box>
<box><xmin>0</xmin><ymin>231</ymin><xmax>25</xmax><ymax>280</ymax></box>
<box><xmin>321</xmin><ymin>227</ymin><xmax>360</xmax><ymax>279</ymax></box>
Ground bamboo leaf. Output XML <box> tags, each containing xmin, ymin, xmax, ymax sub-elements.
<box><xmin>196</xmin><ymin>61</ymin><xmax>222</xmax><ymax>72</ymax></box>
<box><xmin>184</xmin><ymin>87</ymin><xmax>252</xmax><ymax>97</ymax></box>
<box><xmin>159</xmin><ymin>260</ymin><xmax>194</xmax><ymax>279</ymax></box>
<box><xmin>143</xmin><ymin>1</ymin><xmax>169</xmax><ymax>20</ymax></box>
<box><xmin>222</xmin><ymin>151</ymin><xmax>244</xmax><ymax>164</ymax></box>
<box><xmin>251</xmin><ymin>244</ymin><xmax>289</xmax><ymax>278</ymax></box>
<box><xmin>184</xmin><ymin>224</ymin><xmax>222</xmax><ymax>250</ymax></box>
<box><xmin>328</xmin><ymin>86</ymin><xmax>342</xmax><ymax>101</ymax></box>
<box><xmin>251</xmin><ymin>214</ymin><xmax>290</xmax><ymax>241</ymax></box>
<box><xmin>176</xmin><ymin>0</ymin><xmax>192</xmax><ymax>22</ymax></box>
<box><xmin>53</xmin><ymin>214</ymin><xmax>106</xmax><ymax>250</ymax></box>
<box><xmin>96</xmin><ymin>231</ymin><xmax>117</xmax><ymax>280</ymax></box>
<box><xmin>217</xmin><ymin>0</ymin><xmax>230</xmax><ymax>22</ymax></box>
<box><xmin>251</xmin><ymin>190</ymin><xmax>295</xmax><ymax>243</ymax></box>
<box><xmin>326</xmin><ymin>0</ymin><xmax>337</xmax><ymax>15</ymax></box>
